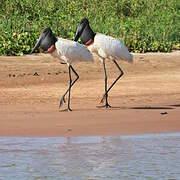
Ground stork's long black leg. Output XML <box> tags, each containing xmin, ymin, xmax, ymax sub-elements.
<box><xmin>100</xmin><ymin>59</ymin><xmax>124</xmax><ymax>104</ymax></box>
<box><xmin>59</xmin><ymin>65</ymin><xmax>79</xmax><ymax>108</ymax></box>
<box><xmin>59</xmin><ymin>65</ymin><xmax>79</xmax><ymax>111</ymax></box>
<box><xmin>67</xmin><ymin>65</ymin><xmax>72</xmax><ymax>111</ymax></box>
<box><xmin>102</xmin><ymin>58</ymin><xmax>111</xmax><ymax>108</ymax></box>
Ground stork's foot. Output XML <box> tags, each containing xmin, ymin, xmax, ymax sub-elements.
<box><xmin>105</xmin><ymin>103</ymin><xmax>111</xmax><ymax>108</ymax></box>
<box><xmin>59</xmin><ymin>95</ymin><xmax>66</xmax><ymax>108</ymax></box>
<box><xmin>97</xmin><ymin>103</ymin><xmax>112</xmax><ymax>109</ymax></box>
<box><xmin>68</xmin><ymin>107</ymin><xmax>72</xmax><ymax>112</ymax></box>
<box><xmin>60</xmin><ymin>108</ymin><xmax>72</xmax><ymax>112</ymax></box>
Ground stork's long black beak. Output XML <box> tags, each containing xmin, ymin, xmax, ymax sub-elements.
<box><xmin>74</xmin><ymin>29</ymin><xmax>80</xmax><ymax>42</ymax></box>
<box><xmin>74</xmin><ymin>18</ymin><xmax>88</xmax><ymax>42</ymax></box>
<box><xmin>30</xmin><ymin>37</ymin><xmax>41</xmax><ymax>54</ymax></box>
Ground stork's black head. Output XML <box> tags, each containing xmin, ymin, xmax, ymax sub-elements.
<box><xmin>74</xmin><ymin>18</ymin><xmax>95</xmax><ymax>45</ymax></box>
<box><xmin>79</xmin><ymin>18</ymin><xmax>89</xmax><ymax>26</ymax></box>
<box><xmin>31</xmin><ymin>27</ymin><xmax>57</xmax><ymax>54</ymax></box>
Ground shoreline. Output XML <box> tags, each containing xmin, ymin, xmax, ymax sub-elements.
<box><xmin>0</xmin><ymin>103</ymin><xmax>180</xmax><ymax>137</ymax></box>
<box><xmin>1</xmin><ymin>132</ymin><xmax>180</xmax><ymax>138</ymax></box>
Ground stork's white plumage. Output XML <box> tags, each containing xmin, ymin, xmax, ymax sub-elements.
<box><xmin>88</xmin><ymin>33</ymin><xmax>133</xmax><ymax>63</ymax></box>
<box><xmin>31</xmin><ymin>27</ymin><xmax>93</xmax><ymax>111</ymax></box>
<box><xmin>74</xmin><ymin>18</ymin><xmax>133</xmax><ymax>108</ymax></box>
<box><xmin>52</xmin><ymin>38</ymin><xmax>93</xmax><ymax>64</ymax></box>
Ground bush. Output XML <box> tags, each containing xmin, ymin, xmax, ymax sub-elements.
<box><xmin>0</xmin><ymin>0</ymin><xmax>179</xmax><ymax>55</ymax></box>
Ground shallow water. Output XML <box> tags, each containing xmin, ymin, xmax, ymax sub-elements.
<box><xmin>0</xmin><ymin>133</ymin><xmax>180</xmax><ymax>180</ymax></box>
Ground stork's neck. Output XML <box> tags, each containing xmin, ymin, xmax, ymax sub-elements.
<box><xmin>46</xmin><ymin>44</ymin><xmax>56</xmax><ymax>53</ymax></box>
<box><xmin>85</xmin><ymin>38</ymin><xmax>94</xmax><ymax>46</ymax></box>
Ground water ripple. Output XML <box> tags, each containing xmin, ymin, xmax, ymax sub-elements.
<box><xmin>0</xmin><ymin>133</ymin><xmax>180</xmax><ymax>179</ymax></box>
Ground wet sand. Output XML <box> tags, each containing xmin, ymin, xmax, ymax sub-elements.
<box><xmin>0</xmin><ymin>51</ymin><xmax>180</xmax><ymax>136</ymax></box>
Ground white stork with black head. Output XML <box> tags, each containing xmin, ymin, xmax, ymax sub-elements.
<box><xmin>31</xmin><ymin>27</ymin><xmax>93</xmax><ymax>111</ymax></box>
<box><xmin>74</xmin><ymin>18</ymin><xmax>133</xmax><ymax>108</ymax></box>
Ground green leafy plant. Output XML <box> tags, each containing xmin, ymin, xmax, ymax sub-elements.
<box><xmin>0</xmin><ymin>0</ymin><xmax>179</xmax><ymax>55</ymax></box>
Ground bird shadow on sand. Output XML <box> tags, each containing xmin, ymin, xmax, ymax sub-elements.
<box><xmin>96</xmin><ymin>104</ymin><xmax>131</xmax><ymax>109</ymax></box>
<box><xmin>96</xmin><ymin>105</ymin><xmax>175</xmax><ymax>110</ymax></box>
<box><xmin>131</xmin><ymin>106</ymin><xmax>174</xmax><ymax>110</ymax></box>
<box><xmin>60</xmin><ymin>104</ymin><xmax>178</xmax><ymax>112</ymax></box>
<box><xmin>170</xmin><ymin>104</ymin><xmax>180</xmax><ymax>107</ymax></box>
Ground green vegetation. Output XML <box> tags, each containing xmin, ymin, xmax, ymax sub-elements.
<box><xmin>0</xmin><ymin>0</ymin><xmax>179</xmax><ymax>55</ymax></box>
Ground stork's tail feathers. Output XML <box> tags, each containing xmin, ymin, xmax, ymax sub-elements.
<box><xmin>120</xmin><ymin>51</ymin><xmax>133</xmax><ymax>63</ymax></box>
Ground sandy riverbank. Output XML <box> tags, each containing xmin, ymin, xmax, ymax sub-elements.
<box><xmin>0</xmin><ymin>51</ymin><xmax>180</xmax><ymax>136</ymax></box>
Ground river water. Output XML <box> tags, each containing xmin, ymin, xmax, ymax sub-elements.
<box><xmin>0</xmin><ymin>133</ymin><xmax>180</xmax><ymax>180</ymax></box>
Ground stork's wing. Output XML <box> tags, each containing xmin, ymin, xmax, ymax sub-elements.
<box><xmin>55</xmin><ymin>38</ymin><xmax>94</xmax><ymax>63</ymax></box>
<box><xmin>95</xmin><ymin>33</ymin><xmax>133</xmax><ymax>62</ymax></box>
